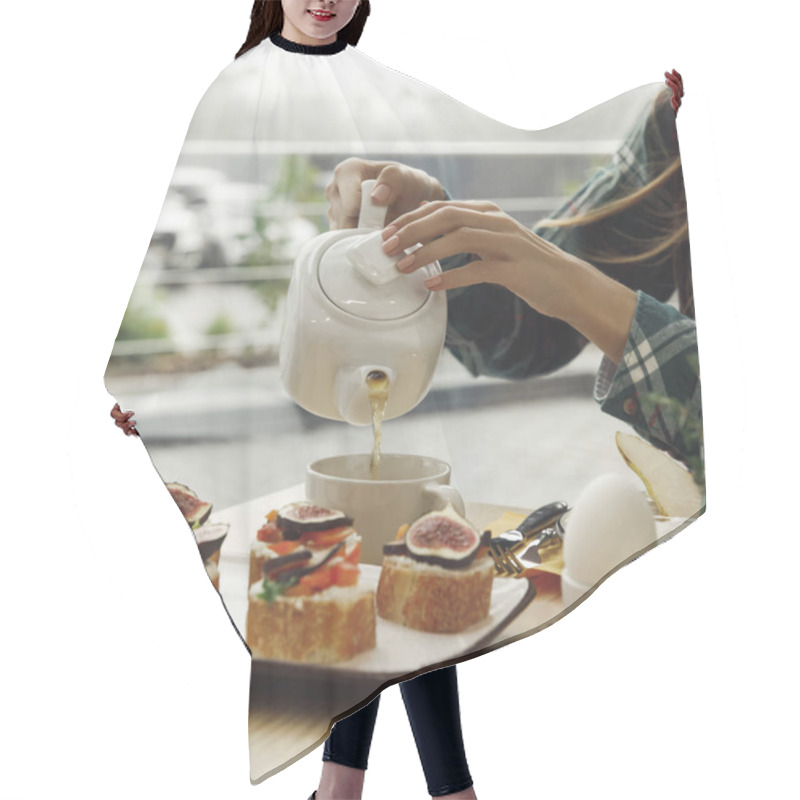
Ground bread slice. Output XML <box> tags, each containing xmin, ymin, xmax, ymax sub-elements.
<box><xmin>246</xmin><ymin>576</ymin><xmax>376</xmax><ymax>663</ymax></box>
<box><xmin>205</xmin><ymin>560</ymin><xmax>220</xmax><ymax>591</ymax></box>
<box><xmin>249</xmin><ymin>540</ymin><xmax>271</xmax><ymax>586</ymax></box>
<box><xmin>376</xmin><ymin>555</ymin><xmax>495</xmax><ymax>633</ymax></box>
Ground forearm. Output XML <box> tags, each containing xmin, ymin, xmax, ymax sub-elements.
<box><xmin>554</xmin><ymin>257</ymin><xmax>638</xmax><ymax>365</ymax></box>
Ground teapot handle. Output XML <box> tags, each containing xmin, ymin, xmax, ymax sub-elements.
<box><xmin>358</xmin><ymin>180</ymin><xmax>388</xmax><ymax>230</ymax></box>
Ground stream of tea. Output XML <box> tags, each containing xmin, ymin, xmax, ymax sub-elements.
<box><xmin>366</xmin><ymin>370</ymin><xmax>389</xmax><ymax>479</ymax></box>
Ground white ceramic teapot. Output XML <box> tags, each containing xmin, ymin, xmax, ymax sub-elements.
<box><xmin>279</xmin><ymin>180</ymin><xmax>447</xmax><ymax>425</ymax></box>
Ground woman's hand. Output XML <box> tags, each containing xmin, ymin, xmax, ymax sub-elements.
<box><xmin>381</xmin><ymin>200</ymin><xmax>579</xmax><ymax>319</ymax></box>
<box><xmin>382</xmin><ymin>200</ymin><xmax>638</xmax><ymax>364</ymax></box>
<box><xmin>664</xmin><ymin>69</ymin><xmax>684</xmax><ymax>114</ymax></box>
<box><xmin>111</xmin><ymin>403</ymin><xmax>139</xmax><ymax>437</ymax></box>
<box><xmin>325</xmin><ymin>158</ymin><xmax>445</xmax><ymax>229</ymax></box>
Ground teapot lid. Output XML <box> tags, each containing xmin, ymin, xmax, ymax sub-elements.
<box><xmin>318</xmin><ymin>237</ymin><xmax>433</xmax><ymax>321</ymax></box>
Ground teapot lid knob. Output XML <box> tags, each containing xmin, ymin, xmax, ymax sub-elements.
<box><xmin>358</xmin><ymin>180</ymin><xmax>388</xmax><ymax>230</ymax></box>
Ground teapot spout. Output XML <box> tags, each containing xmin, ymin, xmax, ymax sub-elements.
<box><xmin>336</xmin><ymin>366</ymin><xmax>395</xmax><ymax>426</ymax></box>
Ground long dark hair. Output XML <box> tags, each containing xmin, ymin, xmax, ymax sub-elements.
<box><xmin>236</xmin><ymin>1</ymin><xmax>371</xmax><ymax>59</ymax></box>
<box><xmin>534</xmin><ymin>89</ymin><xmax>694</xmax><ymax>319</ymax></box>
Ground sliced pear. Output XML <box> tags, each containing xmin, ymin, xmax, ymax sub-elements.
<box><xmin>615</xmin><ymin>431</ymin><xmax>704</xmax><ymax>518</ymax></box>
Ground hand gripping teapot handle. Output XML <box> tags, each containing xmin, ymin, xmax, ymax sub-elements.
<box><xmin>422</xmin><ymin>482</ymin><xmax>465</xmax><ymax>517</ymax></box>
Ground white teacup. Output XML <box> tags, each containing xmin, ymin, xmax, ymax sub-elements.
<box><xmin>306</xmin><ymin>454</ymin><xmax>465</xmax><ymax>565</ymax></box>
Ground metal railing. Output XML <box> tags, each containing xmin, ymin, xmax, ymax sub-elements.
<box><xmin>112</xmin><ymin>134</ymin><xmax>618</xmax><ymax>361</ymax></box>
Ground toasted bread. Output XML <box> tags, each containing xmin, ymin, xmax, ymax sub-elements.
<box><xmin>376</xmin><ymin>554</ymin><xmax>494</xmax><ymax>633</ymax></box>
<box><xmin>205</xmin><ymin>560</ymin><xmax>220</xmax><ymax>591</ymax></box>
<box><xmin>246</xmin><ymin>577</ymin><xmax>376</xmax><ymax>663</ymax></box>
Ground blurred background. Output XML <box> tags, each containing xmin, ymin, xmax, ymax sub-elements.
<box><xmin>8</xmin><ymin>1</ymin><xmax>792</xmax><ymax>799</ymax></box>
<box><xmin>105</xmin><ymin>76</ymin><xmax>660</xmax><ymax>512</ymax></box>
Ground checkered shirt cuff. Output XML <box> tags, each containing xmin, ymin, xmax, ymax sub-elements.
<box><xmin>594</xmin><ymin>292</ymin><xmax>699</xmax><ymax>452</ymax></box>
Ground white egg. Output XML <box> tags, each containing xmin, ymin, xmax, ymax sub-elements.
<box><xmin>562</xmin><ymin>473</ymin><xmax>657</xmax><ymax>589</ymax></box>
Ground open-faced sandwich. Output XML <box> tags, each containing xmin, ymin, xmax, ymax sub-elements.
<box><xmin>246</xmin><ymin>502</ymin><xmax>376</xmax><ymax>663</ymax></box>
<box><xmin>167</xmin><ymin>482</ymin><xmax>227</xmax><ymax>590</ymax></box>
<box><xmin>250</xmin><ymin>502</ymin><xmax>354</xmax><ymax>583</ymax></box>
<box><xmin>193</xmin><ymin>522</ymin><xmax>229</xmax><ymax>590</ymax></box>
<box><xmin>376</xmin><ymin>505</ymin><xmax>494</xmax><ymax>633</ymax></box>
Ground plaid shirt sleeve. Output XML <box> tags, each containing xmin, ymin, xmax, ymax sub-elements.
<box><xmin>442</xmin><ymin>85</ymin><xmax>684</xmax><ymax>380</ymax></box>
<box><xmin>436</xmin><ymin>190</ymin><xmax>588</xmax><ymax>379</ymax></box>
<box><xmin>594</xmin><ymin>292</ymin><xmax>703</xmax><ymax>475</ymax></box>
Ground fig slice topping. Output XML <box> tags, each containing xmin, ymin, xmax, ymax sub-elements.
<box><xmin>193</xmin><ymin>522</ymin><xmax>229</xmax><ymax>563</ymax></box>
<box><xmin>404</xmin><ymin>505</ymin><xmax>481</xmax><ymax>568</ymax></box>
<box><xmin>269</xmin><ymin>541</ymin><xmax>345</xmax><ymax>584</ymax></box>
<box><xmin>166</xmin><ymin>482</ymin><xmax>213</xmax><ymax>530</ymax></box>
<box><xmin>262</xmin><ymin>548</ymin><xmax>313</xmax><ymax>578</ymax></box>
<box><xmin>276</xmin><ymin>501</ymin><xmax>353</xmax><ymax>539</ymax></box>
<box><xmin>383</xmin><ymin>540</ymin><xmax>409</xmax><ymax>557</ymax></box>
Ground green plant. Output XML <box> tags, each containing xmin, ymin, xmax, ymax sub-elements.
<box><xmin>117</xmin><ymin>304</ymin><xmax>169</xmax><ymax>341</ymax></box>
<box><xmin>639</xmin><ymin>354</ymin><xmax>705</xmax><ymax>487</ymax></box>
<box><xmin>252</xmin><ymin>279</ymin><xmax>290</xmax><ymax>312</ymax></box>
<box><xmin>205</xmin><ymin>313</ymin><xmax>235</xmax><ymax>337</ymax></box>
<box><xmin>242</xmin><ymin>155</ymin><xmax>327</xmax><ymax>269</ymax></box>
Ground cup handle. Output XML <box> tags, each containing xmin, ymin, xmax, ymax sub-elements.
<box><xmin>423</xmin><ymin>482</ymin><xmax>465</xmax><ymax>516</ymax></box>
